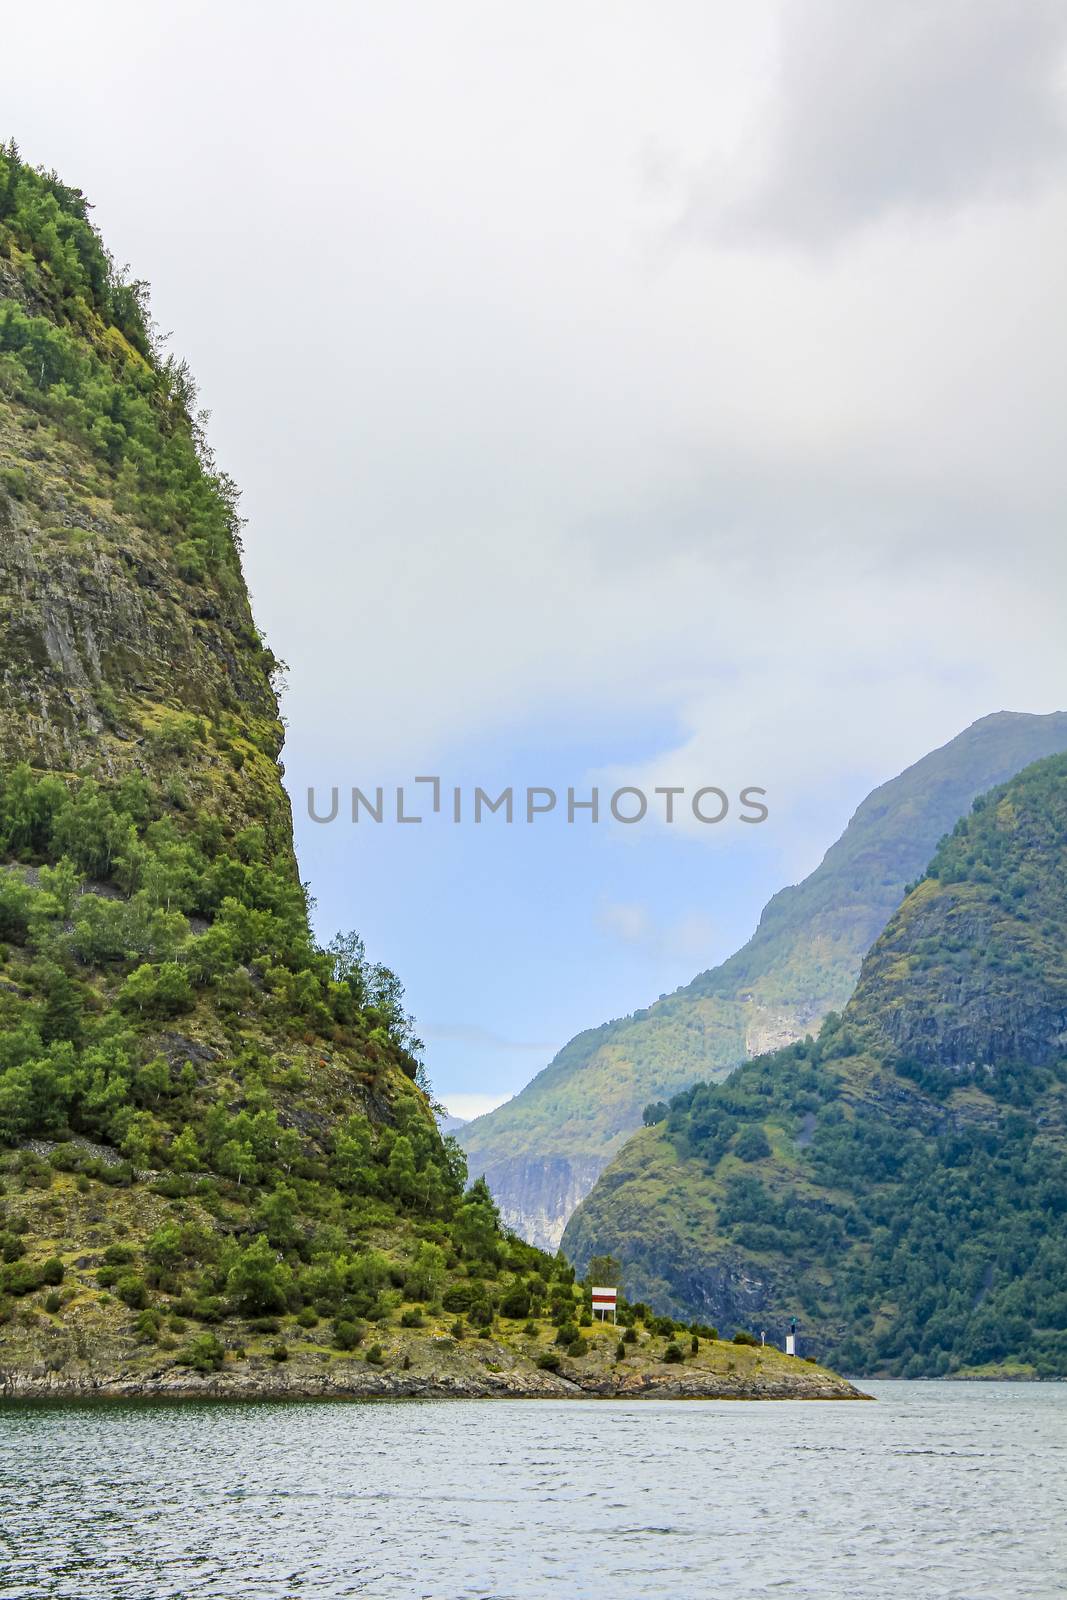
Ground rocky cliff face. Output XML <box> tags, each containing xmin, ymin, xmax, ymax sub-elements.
<box><xmin>476</xmin><ymin>1154</ymin><xmax>607</xmax><ymax>1253</ymax></box>
<box><xmin>0</xmin><ymin>149</ymin><xmax>486</xmax><ymax>1384</ymax></box>
<box><xmin>0</xmin><ymin>432</ymin><xmax>288</xmax><ymax>849</ymax></box>
<box><xmin>461</xmin><ymin>710</ymin><xmax>1067</xmax><ymax>1247</ymax></box>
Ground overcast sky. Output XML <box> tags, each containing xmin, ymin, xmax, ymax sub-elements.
<box><xmin>4</xmin><ymin>1</ymin><xmax>1066</xmax><ymax>1116</ymax></box>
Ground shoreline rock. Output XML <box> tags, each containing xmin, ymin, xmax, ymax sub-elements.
<box><xmin>0</xmin><ymin>1359</ymin><xmax>870</xmax><ymax>1403</ymax></box>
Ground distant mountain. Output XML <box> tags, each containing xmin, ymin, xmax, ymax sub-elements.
<box><xmin>562</xmin><ymin>751</ymin><xmax>1067</xmax><ymax>1378</ymax></box>
<box><xmin>437</xmin><ymin>1114</ymin><xmax>469</xmax><ymax>1136</ymax></box>
<box><xmin>460</xmin><ymin>712</ymin><xmax>1067</xmax><ymax>1248</ymax></box>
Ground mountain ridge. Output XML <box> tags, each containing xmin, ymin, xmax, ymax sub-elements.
<box><xmin>461</xmin><ymin>710</ymin><xmax>1067</xmax><ymax>1247</ymax></box>
<box><xmin>562</xmin><ymin>751</ymin><xmax>1067</xmax><ymax>1377</ymax></box>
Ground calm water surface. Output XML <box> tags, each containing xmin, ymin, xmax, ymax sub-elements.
<box><xmin>1</xmin><ymin>1381</ymin><xmax>1064</xmax><ymax>1599</ymax></box>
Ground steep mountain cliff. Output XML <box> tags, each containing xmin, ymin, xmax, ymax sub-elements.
<box><xmin>0</xmin><ymin>143</ymin><xmax>466</xmax><ymax>1379</ymax></box>
<box><xmin>461</xmin><ymin>711</ymin><xmax>1067</xmax><ymax>1248</ymax></box>
<box><xmin>0</xmin><ymin>147</ymin><xmax>866</xmax><ymax>1402</ymax></box>
<box><xmin>563</xmin><ymin>752</ymin><xmax>1067</xmax><ymax>1377</ymax></box>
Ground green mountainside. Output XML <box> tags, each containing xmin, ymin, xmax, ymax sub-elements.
<box><xmin>461</xmin><ymin>710</ymin><xmax>1067</xmax><ymax>1248</ymax></box>
<box><xmin>0</xmin><ymin>148</ymin><xmax>573</xmax><ymax>1391</ymax></box>
<box><xmin>0</xmin><ymin>146</ymin><xmax>866</xmax><ymax>1402</ymax></box>
<box><xmin>563</xmin><ymin>753</ymin><xmax>1067</xmax><ymax>1378</ymax></box>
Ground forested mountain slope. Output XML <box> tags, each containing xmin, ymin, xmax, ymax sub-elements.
<box><xmin>0</xmin><ymin>146</ymin><xmax>591</xmax><ymax>1392</ymax></box>
<box><xmin>461</xmin><ymin>710</ymin><xmax>1067</xmax><ymax>1248</ymax></box>
<box><xmin>563</xmin><ymin>753</ymin><xmax>1067</xmax><ymax>1378</ymax></box>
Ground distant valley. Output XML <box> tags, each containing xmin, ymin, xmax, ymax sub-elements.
<box><xmin>460</xmin><ymin>711</ymin><xmax>1067</xmax><ymax>1248</ymax></box>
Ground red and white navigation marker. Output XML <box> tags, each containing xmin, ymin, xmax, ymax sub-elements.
<box><xmin>591</xmin><ymin>1286</ymin><xmax>618</xmax><ymax>1324</ymax></box>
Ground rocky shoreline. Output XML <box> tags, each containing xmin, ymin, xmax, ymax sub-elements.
<box><xmin>0</xmin><ymin>1355</ymin><xmax>869</xmax><ymax>1403</ymax></box>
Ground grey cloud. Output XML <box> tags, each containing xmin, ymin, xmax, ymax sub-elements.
<box><xmin>685</xmin><ymin>0</ymin><xmax>1067</xmax><ymax>246</ymax></box>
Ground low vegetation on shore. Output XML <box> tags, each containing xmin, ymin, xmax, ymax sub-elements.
<box><xmin>0</xmin><ymin>1151</ymin><xmax>863</xmax><ymax>1397</ymax></box>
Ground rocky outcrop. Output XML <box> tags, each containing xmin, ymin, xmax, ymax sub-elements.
<box><xmin>850</xmin><ymin>882</ymin><xmax>1067</xmax><ymax>1069</ymax></box>
<box><xmin>470</xmin><ymin>1154</ymin><xmax>609</xmax><ymax>1253</ymax></box>
<box><xmin>0</xmin><ymin>509</ymin><xmax>276</xmax><ymax>775</ymax></box>
<box><xmin>0</xmin><ymin>1349</ymin><xmax>867</xmax><ymax>1402</ymax></box>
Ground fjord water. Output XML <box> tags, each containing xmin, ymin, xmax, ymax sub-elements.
<box><xmin>2</xmin><ymin>1383</ymin><xmax>1063</xmax><ymax>1599</ymax></box>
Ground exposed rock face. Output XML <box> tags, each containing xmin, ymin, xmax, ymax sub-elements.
<box><xmin>0</xmin><ymin>489</ymin><xmax>287</xmax><ymax>848</ymax></box>
<box><xmin>742</xmin><ymin>998</ymin><xmax>825</xmax><ymax>1059</ymax></box>
<box><xmin>850</xmin><ymin>882</ymin><xmax>1067</xmax><ymax>1069</ymax></box>
<box><xmin>472</xmin><ymin>1154</ymin><xmax>609</xmax><ymax>1253</ymax></box>
<box><xmin>0</xmin><ymin>1342</ymin><xmax>866</xmax><ymax>1402</ymax></box>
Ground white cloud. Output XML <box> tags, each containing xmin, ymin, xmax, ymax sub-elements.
<box><xmin>599</xmin><ymin>902</ymin><xmax>651</xmax><ymax>944</ymax></box>
<box><xmin>443</xmin><ymin>1093</ymin><xmax>512</xmax><ymax>1123</ymax></box>
<box><xmin>599</xmin><ymin>901</ymin><xmax>718</xmax><ymax>963</ymax></box>
<box><xmin>3</xmin><ymin>0</ymin><xmax>1064</xmax><ymax>971</ymax></box>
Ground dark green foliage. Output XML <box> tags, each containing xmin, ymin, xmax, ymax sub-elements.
<box><xmin>178</xmin><ymin>1332</ymin><xmax>225</xmax><ymax>1373</ymax></box>
<box><xmin>732</xmin><ymin>1330</ymin><xmax>759</xmax><ymax>1347</ymax></box>
<box><xmin>733</xmin><ymin>1125</ymin><xmax>771</xmax><ymax>1162</ymax></box>
<box><xmin>133</xmin><ymin>1308</ymin><xmax>160</xmax><ymax>1343</ymax></box>
<box><xmin>583</xmin><ymin>1253</ymin><xmax>623</xmax><ymax>1289</ymax></box>
<box><xmin>663</xmin><ymin>1342</ymin><xmax>684</xmax><ymax>1363</ymax></box>
<box><xmin>0</xmin><ymin>141</ymin><xmax>244</xmax><ymax>585</ymax></box>
<box><xmin>116</xmin><ymin>1274</ymin><xmax>148</xmax><ymax>1309</ymax></box>
<box><xmin>535</xmin><ymin>1351</ymin><xmax>561</xmax><ymax>1371</ymax></box>
<box><xmin>441</xmin><ymin>1282</ymin><xmax>479</xmax><ymax>1313</ymax></box>
<box><xmin>365</xmin><ymin>1342</ymin><xmax>384</xmax><ymax>1366</ymax></box>
<box><xmin>0</xmin><ymin>1260</ymin><xmax>39</xmax><ymax>1295</ymax></box>
<box><xmin>226</xmin><ymin>1236</ymin><xmax>291</xmax><ymax>1316</ymax></box>
<box><xmin>40</xmin><ymin>1256</ymin><xmax>63</xmax><ymax>1286</ymax></box>
<box><xmin>499</xmin><ymin>1283</ymin><xmax>530</xmax><ymax>1319</ymax></box>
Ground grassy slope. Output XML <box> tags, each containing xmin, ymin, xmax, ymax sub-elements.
<box><xmin>564</xmin><ymin>753</ymin><xmax>1067</xmax><ymax>1377</ymax></box>
<box><xmin>0</xmin><ymin>1161</ymin><xmax>857</xmax><ymax>1398</ymax></box>
<box><xmin>460</xmin><ymin>711</ymin><xmax>1067</xmax><ymax>1241</ymax></box>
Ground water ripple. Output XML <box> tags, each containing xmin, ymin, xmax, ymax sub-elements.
<box><xmin>1</xmin><ymin>1382</ymin><xmax>1065</xmax><ymax>1599</ymax></box>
